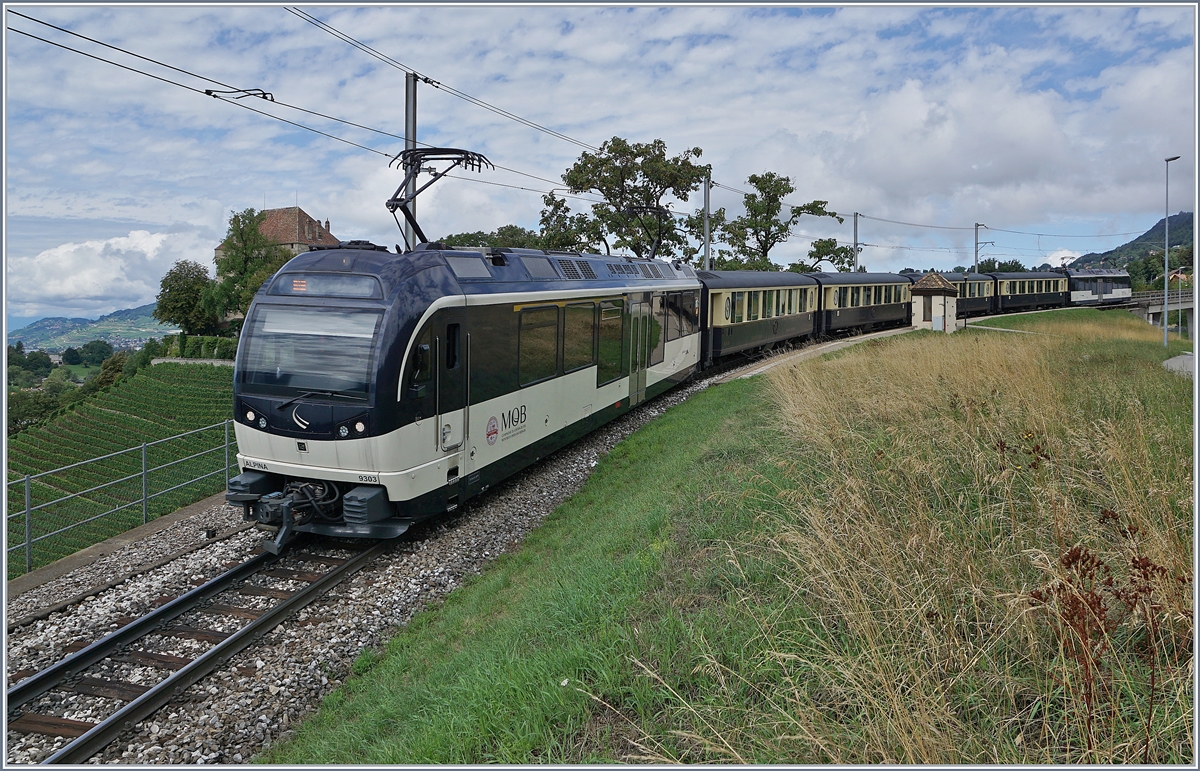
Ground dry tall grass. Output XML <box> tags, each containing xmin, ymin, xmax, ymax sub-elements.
<box><xmin>649</xmin><ymin>316</ymin><xmax>1192</xmax><ymax>764</ymax></box>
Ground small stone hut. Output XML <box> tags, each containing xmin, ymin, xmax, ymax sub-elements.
<box><xmin>909</xmin><ymin>272</ymin><xmax>959</xmax><ymax>333</ymax></box>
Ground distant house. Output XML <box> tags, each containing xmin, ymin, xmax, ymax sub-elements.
<box><xmin>214</xmin><ymin>206</ymin><xmax>340</xmax><ymax>261</ymax></box>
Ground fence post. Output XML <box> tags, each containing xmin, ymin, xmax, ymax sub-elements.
<box><xmin>24</xmin><ymin>475</ymin><xmax>32</xmax><ymax>574</ymax></box>
<box><xmin>142</xmin><ymin>442</ymin><xmax>148</xmax><ymax>524</ymax></box>
<box><xmin>224</xmin><ymin>420</ymin><xmax>230</xmax><ymax>489</ymax></box>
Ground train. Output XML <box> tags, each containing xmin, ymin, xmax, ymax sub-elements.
<box><xmin>224</xmin><ymin>241</ymin><xmax>1130</xmax><ymax>550</ymax></box>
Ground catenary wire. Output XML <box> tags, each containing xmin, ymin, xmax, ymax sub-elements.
<box><xmin>284</xmin><ymin>7</ymin><xmax>599</xmax><ymax>152</ymax></box>
<box><xmin>7</xmin><ymin>20</ymin><xmax>598</xmax><ymax>201</ymax></box>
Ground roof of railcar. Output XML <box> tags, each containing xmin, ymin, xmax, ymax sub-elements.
<box><xmin>694</xmin><ymin>270</ymin><xmax>818</xmax><ymax>289</ymax></box>
<box><xmin>805</xmin><ymin>272</ymin><xmax>911</xmax><ymax>285</ymax></box>
<box><xmin>985</xmin><ymin>271</ymin><xmax>1066</xmax><ymax>280</ymax></box>
<box><xmin>1061</xmin><ymin>268</ymin><xmax>1131</xmax><ymax>278</ymax></box>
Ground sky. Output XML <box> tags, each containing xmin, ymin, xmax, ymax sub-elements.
<box><xmin>4</xmin><ymin>3</ymin><xmax>1197</xmax><ymax>331</ymax></box>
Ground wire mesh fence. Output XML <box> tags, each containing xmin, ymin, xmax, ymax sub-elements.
<box><xmin>6</xmin><ymin>420</ymin><xmax>238</xmax><ymax>580</ymax></box>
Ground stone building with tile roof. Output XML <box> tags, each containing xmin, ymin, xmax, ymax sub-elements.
<box><xmin>214</xmin><ymin>207</ymin><xmax>339</xmax><ymax>261</ymax></box>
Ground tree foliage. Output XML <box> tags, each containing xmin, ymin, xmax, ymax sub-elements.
<box><xmin>788</xmin><ymin>238</ymin><xmax>856</xmax><ymax>273</ymax></box>
<box><xmin>976</xmin><ymin>258</ymin><xmax>1029</xmax><ymax>273</ymax></box>
<box><xmin>439</xmin><ymin>224</ymin><xmax>544</xmax><ymax>250</ymax></box>
<box><xmin>205</xmin><ymin>208</ymin><xmax>292</xmax><ymax>322</ymax></box>
<box><xmin>62</xmin><ymin>347</ymin><xmax>82</xmax><ymax>365</ymax></box>
<box><xmin>561</xmin><ymin>137</ymin><xmax>709</xmax><ymax>260</ymax></box>
<box><xmin>538</xmin><ymin>193</ymin><xmax>606</xmax><ymax>252</ymax></box>
<box><xmin>79</xmin><ymin>339</ymin><xmax>114</xmax><ymax>367</ymax></box>
<box><xmin>719</xmin><ymin>173</ymin><xmax>843</xmax><ymax>270</ymax></box>
<box><xmin>154</xmin><ymin>260</ymin><xmax>219</xmax><ymax>335</ymax></box>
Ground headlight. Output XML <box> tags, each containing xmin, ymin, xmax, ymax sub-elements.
<box><xmin>258</xmin><ymin>417</ymin><xmax>267</xmax><ymax>429</ymax></box>
<box><xmin>354</xmin><ymin>421</ymin><xmax>366</xmax><ymax>434</ymax></box>
<box><xmin>245</xmin><ymin>410</ymin><xmax>255</xmax><ymax>422</ymax></box>
<box><xmin>338</xmin><ymin>425</ymin><xmax>349</xmax><ymax>438</ymax></box>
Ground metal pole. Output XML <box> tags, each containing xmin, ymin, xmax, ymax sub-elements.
<box><xmin>702</xmin><ymin>173</ymin><xmax>711</xmax><ymax>271</ymax></box>
<box><xmin>853</xmin><ymin>212</ymin><xmax>859</xmax><ymax>271</ymax></box>
<box><xmin>404</xmin><ymin>72</ymin><xmax>417</xmax><ymax>250</ymax></box>
<box><xmin>24</xmin><ymin>475</ymin><xmax>32</xmax><ymax>574</ymax></box>
<box><xmin>975</xmin><ymin>223</ymin><xmax>980</xmax><ymax>274</ymax></box>
<box><xmin>1164</xmin><ymin>156</ymin><xmax>1179</xmax><ymax>346</ymax></box>
<box><xmin>224</xmin><ymin>420</ymin><xmax>230</xmax><ymax>489</ymax></box>
<box><xmin>142</xmin><ymin>442</ymin><xmax>148</xmax><ymax>524</ymax></box>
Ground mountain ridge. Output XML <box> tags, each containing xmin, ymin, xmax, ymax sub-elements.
<box><xmin>7</xmin><ymin>303</ymin><xmax>179</xmax><ymax>351</ymax></box>
<box><xmin>1071</xmin><ymin>212</ymin><xmax>1192</xmax><ymax>269</ymax></box>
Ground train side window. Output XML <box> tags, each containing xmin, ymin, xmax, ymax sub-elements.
<box><xmin>957</xmin><ymin>283</ymin><xmax>966</xmax><ymax>298</ymax></box>
<box><xmin>405</xmin><ymin>324</ymin><xmax>433</xmax><ymax>398</ymax></box>
<box><xmin>650</xmin><ymin>294</ymin><xmax>666</xmax><ymax>366</ymax></box>
<box><xmin>733</xmin><ymin>292</ymin><xmax>745</xmax><ymax>323</ymax></box>
<box><xmin>666</xmin><ymin>292</ymin><xmax>682</xmax><ymax>341</ymax></box>
<box><xmin>445</xmin><ymin>323</ymin><xmax>459</xmax><ymax>370</ymax></box>
<box><xmin>519</xmin><ymin>306</ymin><xmax>559</xmax><ymax>386</ymax></box>
<box><xmin>684</xmin><ymin>291</ymin><xmax>698</xmax><ymax>334</ymax></box>
<box><xmin>851</xmin><ymin>287</ymin><xmax>860</xmax><ymax>307</ymax></box>
<box><xmin>597</xmin><ymin>299</ymin><xmax>624</xmax><ymax>385</ymax></box>
<box><xmin>763</xmin><ymin>290</ymin><xmax>774</xmax><ymax>318</ymax></box>
<box><xmin>749</xmin><ymin>292</ymin><xmax>760</xmax><ymax>321</ymax></box>
<box><xmin>861</xmin><ymin>287</ymin><xmax>871</xmax><ymax>306</ymax></box>
<box><xmin>837</xmin><ymin>287</ymin><xmax>848</xmax><ymax>308</ymax></box>
<box><xmin>564</xmin><ymin>302</ymin><xmax>595</xmax><ymax>373</ymax></box>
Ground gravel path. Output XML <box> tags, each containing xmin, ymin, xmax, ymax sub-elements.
<box><xmin>6</xmin><ymin>373</ymin><xmax>724</xmax><ymax>764</ymax></box>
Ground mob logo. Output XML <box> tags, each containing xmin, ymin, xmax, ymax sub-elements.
<box><xmin>486</xmin><ymin>416</ymin><xmax>499</xmax><ymax>446</ymax></box>
<box><xmin>501</xmin><ymin>405</ymin><xmax>527</xmax><ymax>430</ymax></box>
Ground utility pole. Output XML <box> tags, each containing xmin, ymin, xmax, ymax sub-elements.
<box><xmin>852</xmin><ymin>212</ymin><xmax>859</xmax><ymax>272</ymax></box>
<box><xmin>1164</xmin><ymin>156</ymin><xmax>1180</xmax><ymax>347</ymax></box>
<box><xmin>404</xmin><ymin>72</ymin><xmax>418</xmax><ymax>250</ymax></box>
<box><xmin>974</xmin><ymin>223</ymin><xmax>986</xmax><ymax>273</ymax></box>
<box><xmin>703</xmin><ymin>173</ymin><xmax>711</xmax><ymax>271</ymax></box>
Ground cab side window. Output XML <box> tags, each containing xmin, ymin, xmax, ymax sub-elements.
<box><xmin>405</xmin><ymin>324</ymin><xmax>433</xmax><ymax>399</ymax></box>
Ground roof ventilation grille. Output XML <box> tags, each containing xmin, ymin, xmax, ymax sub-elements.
<box><xmin>640</xmin><ymin>264</ymin><xmax>653</xmax><ymax>278</ymax></box>
<box><xmin>558</xmin><ymin>259</ymin><xmax>582</xmax><ymax>280</ymax></box>
<box><xmin>578</xmin><ymin>261</ymin><xmax>597</xmax><ymax>279</ymax></box>
<box><xmin>648</xmin><ymin>264</ymin><xmax>663</xmax><ymax>279</ymax></box>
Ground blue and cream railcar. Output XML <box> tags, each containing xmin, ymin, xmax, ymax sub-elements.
<box><xmin>987</xmin><ymin>272</ymin><xmax>1069</xmax><ymax>313</ymax></box>
<box><xmin>226</xmin><ymin>243</ymin><xmax>701</xmax><ymax>546</ymax></box>
<box><xmin>809</xmin><ymin>272</ymin><xmax>913</xmax><ymax>334</ymax></box>
<box><xmin>1059</xmin><ymin>268</ymin><xmax>1132</xmax><ymax>305</ymax></box>
<box><xmin>695</xmin><ymin>270</ymin><xmax>819</xmax><ymax>362</ymax></box>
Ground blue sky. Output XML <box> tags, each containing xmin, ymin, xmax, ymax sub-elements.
<box><xmin>4</xmin><ymin>3</ymin><xmax>1196</xmax><ymax>331</ymax></box>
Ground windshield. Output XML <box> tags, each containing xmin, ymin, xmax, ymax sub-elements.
<box><xmin>238</xmin><ymin>305</ymin><xmax>383</xmax><ymax>397</ymax></box>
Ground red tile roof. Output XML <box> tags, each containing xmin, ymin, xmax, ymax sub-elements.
<box><xmin>258</xmin><ymin>207</ymin><xmax>340</xmax><ymax>247</ymax></box>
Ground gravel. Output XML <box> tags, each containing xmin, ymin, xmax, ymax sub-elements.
<box><xmin>5</xmin><ymin>372</ymin><xmax>727</xmax><ymax>765</ymax></box>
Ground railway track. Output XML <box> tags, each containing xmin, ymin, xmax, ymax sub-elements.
<box><xmin>6</xmin><ymin>535</ymin><xmax>393</xmax><ymax>764</ymax></box>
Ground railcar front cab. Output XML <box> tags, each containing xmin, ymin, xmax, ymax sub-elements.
<box><xmin>225</xmin><ymin>244</ymin><xmax>448</xmax><ymax>551</ymax></box>
<box><xmin>1059</xmin><ymin>268</ymin><xmax>1132</xmax><ymax>305</ymax></box>
<box><xmin>987</xmin><ymin>272</ymin><xmax>1069</xmax><ymax>313</ymax></box>
<box><xmin>809</xmin><ymin>273</ymin><xmax>913</xmax><ymax>335</ymax></box>
<box><xmin>699</xmin><ymin>271</ymin><xmax>819</xmax><ymax>361</ymax></box>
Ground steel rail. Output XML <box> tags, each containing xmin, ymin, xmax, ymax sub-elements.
<box><xmin>41</xmin><ymin>538</ymin><xmax>392</xmax><ymax>764</ymax></box>
<box><xmin>6</xmin><ymin>546</ymin><xmax>287</xmax><ymax>711</ymax></box>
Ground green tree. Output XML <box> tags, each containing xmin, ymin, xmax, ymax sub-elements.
<box><xmin>562</xmin><ymin>137</ymin><xmax>709</xmax><ymax>260</ymax></box>
<box><xmin>538</xmin><ymin>193</ymin><xmax>605</xmax><ymax>252</ymax></box>
<box><xmin>439</xmin><ymin>224</ymin><xmax>544</xmax><ymax>250</ymax></box>
<box><xmin>680</xmin><ymin>206</ymin><xmax>731</xmax><ymax>268</ymax></box>
<box><xmin>79</xmin><ymin>339</ymin><xmax>114</xmax><ymax>367</ymax></box>
<box><xmin>977</xmin><ymin>258</ymin><xmax>1028</xmax><ymax>273</ymax></box>
<box><xmin>62</xmin><ymin>347</ymin><xmax>82</xmax><ymax>365</ymax></box>
<box><xmin>720</xmin><ymin>172</ymin><xmax>843</xmax><ymax>270</ymax></box>
<box><xmin>154</xmin><ymin>260</ymin><xmax>219</xmax><ymax>335</ymax></box>
<box><xmin>788</xmin><ymin>238</ymin><xmax>856</xmax><ymax>273</ymax></box>
<box><xmin>7</xmin><ymin>389</ymin><xmax>58</xmax><ymax>435</ymax></box>
<box><xmin>205</xmin><ymin>208</ymin><xmax>293</xmax><ymax>323</ymax></box>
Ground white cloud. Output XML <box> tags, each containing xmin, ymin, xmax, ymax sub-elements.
<box><xmin>3</xmin><ymin>5</ymin><xmax>1195</xmax><ymax>311</ymax></box>
<box><xmin>6</xmin><ymin>230</ymin><xmax>213</xmax><ymax>318</ymax></box>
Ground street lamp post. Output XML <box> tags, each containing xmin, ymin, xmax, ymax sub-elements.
<box><xmin>1163</xmin><ymin>156</ymin><xmax>1180</xmax><ymax>347</ymax></box>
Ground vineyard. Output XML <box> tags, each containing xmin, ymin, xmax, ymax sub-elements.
<box><xmin>7</xmin><ymin>364</ymin><xmax>237</xmax><ymax>578</ymax></box>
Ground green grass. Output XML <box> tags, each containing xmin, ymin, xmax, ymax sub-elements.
<box><xmin>263</xmin><ymin>309</ymin><xmax>1193</xmax><ymax>765</ymax></box>
<box><xmin>6</xmin><ymin>363</ymin><xmax>236</xmax><ymax>578</ymax></box>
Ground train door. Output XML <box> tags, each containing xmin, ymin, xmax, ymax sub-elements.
<box><xmin>437</xmin><ymin>313</ymin><xmax>466</xmax><ymax>453</ymax></box>
<box><xmin>628</xmin><ymin>297</ymin><xmax>650</xmax><ymax>405</ymax></box>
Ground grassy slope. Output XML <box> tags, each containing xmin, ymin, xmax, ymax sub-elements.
<box><xmin>6</xmin><ymin>364</ymin><xmax>235</xmax><ymax>576</ymax></box>
<box><xmin>264</xmin><ymin>312</ymin><xmax>1193</xmax><ymax>764</ymax></box>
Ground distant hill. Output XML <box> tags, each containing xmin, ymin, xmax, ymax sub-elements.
<box><xmin>7</xmin><ymin>303</ymin><xmax>180</xmax><ymax>352</ymax></box>
<box><xmin>1071</xmin><ymin>212</ymin><xmax>1192</xmax><ymax>269</ymax></box>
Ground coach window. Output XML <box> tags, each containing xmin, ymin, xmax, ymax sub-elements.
<box><xmin>850</xmin><ymin>286</ymin><xmax>860</xmax><ymax>307</ymax></box>
<box><xmin>597</xmin><ymin>299</ymin><xmax>624</xmax><ymax>385</ymax></box>
<box><xmin>836</xmin><ymin>287</ymin><xmax>848</xmax><ymax>308</ymax></box>
<box><xmin>666</xmin><ymin>292</ymin><xmax>681</xmax><ymax>341</ymax></box>
<box><xmin>564</xmin><ymin>302</ymin><xmax>596</xmax><ymax>373</ymax></box>
<box><xmin>733</xmin><ymin>292</ymin><xmax>745</xmax><ymax>323</ymax></box>
<box><xmin>404</xmin><ymin>324</ymin><xmax>434</xmax><ymax>399</ymax></box>
<box><xmin>651</xmin><ymin>294</ymin><xmax>666</xmax><ymax>366</ymax></box>
<box><xmin>763</xmin><ymin>290</ymin><xmax>774</xmax><ymax>318</ymax></box>
<box><xmin>519</xmin><ymin>306</ymin><xmax>559</xmax><ymax>386</ymax></box>
<box><xmin>748</xmin><ymin>291</ymin><xmax>760</xmax><ymax>321</ymax></box>
<box><xmin>681</xmin><ymin>291</ymin><xmax>698</xmax><ymax>335</ymax></box>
